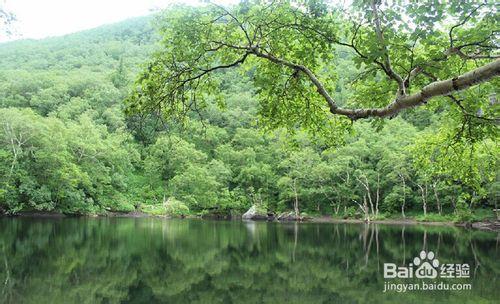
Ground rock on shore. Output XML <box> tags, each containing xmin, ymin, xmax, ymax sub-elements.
<box><xmin>242</xmin><ymin>205</ymin><xmax>268</xmax><ymax>220</ymax></box>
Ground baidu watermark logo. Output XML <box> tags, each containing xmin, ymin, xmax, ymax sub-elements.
<box><xmin>383</xmin><ymin>250</ymin><xmax>472</xmax><ymax>292</ymax></box>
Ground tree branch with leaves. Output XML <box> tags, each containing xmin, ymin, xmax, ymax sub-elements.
<box><xmin>127</xmin><ymin>0</ymin><xmax>499</xmax><ymax>134</ymax></box>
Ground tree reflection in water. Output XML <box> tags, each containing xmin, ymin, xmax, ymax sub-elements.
<box><xmin>0</xmin><ymin>218</ymin><xmax>498</xmax><ymax>304</ymax></box>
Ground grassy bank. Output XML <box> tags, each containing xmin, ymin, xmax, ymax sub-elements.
<box><xmin>5</xmin><ymin>204</ymin><xmax>498</xmax><ymax>232</ymax></box>
<box><xmin>319</xmin><ymin>208</ymin><xmax>498</xmax><ymax>223</ymax></box>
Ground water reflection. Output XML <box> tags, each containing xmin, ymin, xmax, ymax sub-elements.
<box><xmin>0</xmin><ymin>218</ymin><xmax>498</xmax><ymax>303</ymax></box>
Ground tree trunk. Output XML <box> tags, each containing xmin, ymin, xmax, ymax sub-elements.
<box><xmin>4</xmin><ymin>123</ymin><xmax>20</xmax><ymax>179</ymax></box>
<box><xmin>367</xmin><ymin>186</ymin><xmax>374</xmax><ymax>217</ymax></box>
<box><xmin>357</xmin><ymin>175</ymin><xmax>374</xmax><ymax>218</ymax></box>
<box><xmin>425</xmin><ymin>183</ymin><xmax>428</xmax><ymax>215</ymax></box>
<box><xmin>432</xmin><ymin>182</ymin><xmax>441</xmax><ymax>215</ymax></box>
<box><xmin>354</xmin><ymin>196</ymin><xmax>369</xmax><ymax>222</ymax></box>
<box><xmin>334</xmin><ymin>203</ymin><xmax>340</xmax><ymax>215</ymax></box>
<box><xmin>292</xmin><ymin>178</ymin><xmax>299</xmax><ymax>218</ymax></box>
<box><xmin>417</xmin><ymin>184</ymin><xmax>427</xmax><ymax>217</ymax></box>
<box><xmin>363</xmin><ymin>195</ymin><xmax>370</xmax><ymax>222</ymax></box>
<box><xmin>399</xmin><ymin>173</ymin><xmax>406</xmax><ymax>218</ymax></box>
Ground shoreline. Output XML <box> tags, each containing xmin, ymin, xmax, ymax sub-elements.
<box><xmin>3</xmin><ymin>211</ymin><xmax>499</xmax><ymax>231</ymax></box>
<box><xmin>309</xmin><ymin>216</ymin><xmax>455</xmax><ymax>226</ymax></box>
<box><xmin>308</xmin><ymin>216</ymin><xmax>499</xmax><ymax>231</ymax></box>
<box><xmin>307</xmin><ymin>216</ymin><xmax>500</xmax><ymax>231</ymax></box>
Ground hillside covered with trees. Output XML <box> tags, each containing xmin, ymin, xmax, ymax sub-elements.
<box><xmin>0</xmin><ymin>2</ymin><xmax>498</xmax><ymax>223</ymax></box>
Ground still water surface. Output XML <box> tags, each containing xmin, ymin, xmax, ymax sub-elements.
<box><xmin>0</xmin><ymin>218</ymin><xmax>498</xmax><ymax>303</ymax></box>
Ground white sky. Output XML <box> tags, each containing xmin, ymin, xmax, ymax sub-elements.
<box><xmin>1</xmin><ymin>0</ymin><xmax>236</xmax><ymax>42</ymax></box>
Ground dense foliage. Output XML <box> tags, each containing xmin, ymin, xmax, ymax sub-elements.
<box><xmin>128</xmin><ymin>0</ymin><xmax>499</xmax><ymax>126</ymax></box>
<box><xmin>0</xmin><ymin>6</ymin><xmax>498</xmax><ymax>221</ymax></box>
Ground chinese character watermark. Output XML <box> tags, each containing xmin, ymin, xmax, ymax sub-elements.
<box><xmin>382</xmin><ymin>250</ymin><xmax>471</xmax><ymax>292</ymax></box>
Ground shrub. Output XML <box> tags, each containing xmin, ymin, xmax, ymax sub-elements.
<box><xmin>343</xmin><ymin>206</ymin><xmax>357</xmax><ymax>219</ymax></box>
<box><xmin>114</xmin><ymin>203</ymin><xmax>136</xmax><ymax>213</ymax></box>
<box><xmin>453</xmin><ymin>209</ymin><xmax>474</xmax><ymax>223</ymax></box>
<box><xmin>165</xmin><ymin>198</ymin><xmax>190</xmax><ymax>217</ymax></box>
<box><xmin>415</xmin><ymin>213</ymin><xmax>453</xmax><ymax>222</ymax></box>
<box><xmin>453</xmin><ymin>198</ymin><xmax>474</xmax><ymax>223</ymax></box>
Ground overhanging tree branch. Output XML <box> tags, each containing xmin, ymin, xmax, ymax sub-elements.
<box><xmin>133</xmin><ymin>1</ymin><xmax>500</xmax><ymax>125</ymax></box>
<box><xmin>333</xmin><ymin>59</ymin><xmax>500</xmax><ymax>120</ymax></box>
<box><xmin>247</xmin><ymin>46</ymin><xmax>500</xmax><ymax>120</ymax></box>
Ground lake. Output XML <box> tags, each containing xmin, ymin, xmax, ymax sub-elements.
<box><xmin>0</xmin><ymin>218</ymin><xmax>498</xmax><ymax>303</ymax></box>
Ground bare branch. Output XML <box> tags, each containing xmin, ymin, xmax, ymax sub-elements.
<box><xmin>447</xmin><ymin>94</ymin><xmax>500</xmax><ymax>123</ymax></box>
<box><xmin>449</xmin><ymin>3</ymin><xmax>487</xmax><ymax>48</ymax></box>
<box><xmin>448</xmin><ymin>47</ymin><xmax>500</xmax><ymax>60</ymax></box>
<box><xmin>370</xmin><ymin>1</ymin><xmax>405</xmax><ymax>96</ymax></box>
<box><xmin>211</xmin><ymin>2</ymin><xmax>253</xmax><ymax>45</ymax></box>
<box><xmin>176</xmin><ymin>52</ymin><xmax>250</xmax><ymax>89</ymax></box>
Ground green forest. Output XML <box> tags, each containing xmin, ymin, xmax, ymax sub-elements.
<box><xmin>0</xmin><ymin>1</ymin><xmax>498</xmax><ymax>223</ymax></box>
